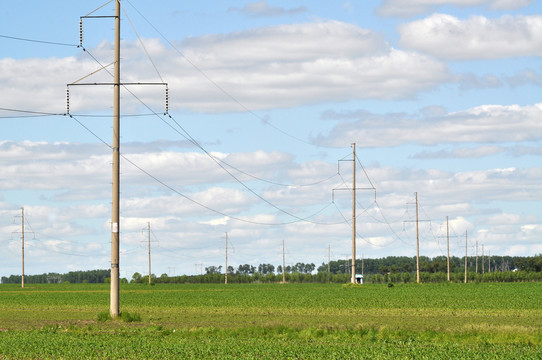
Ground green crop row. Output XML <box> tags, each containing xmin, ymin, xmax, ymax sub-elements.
<box><xmin>0</xmin><ymin>325</ymin><xmax>541</xmax><ymax>359</ymax></box>
<box><xmin>0</xmin><ymin>282</ymin><xmax>541</xmax><ymax>358</ymax></box>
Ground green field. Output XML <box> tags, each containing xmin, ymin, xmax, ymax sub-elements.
<box><xmin>0</xmin><ymin>282</ymin><xmax>541</xmax><ymax>359</ymax></box>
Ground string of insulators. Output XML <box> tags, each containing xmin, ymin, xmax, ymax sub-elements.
<box><xmin>66</xmin><ymin>87</ymin><xmax>70</xmax><ymax>114</ymax></box>
<box><xmin>79</xmin><ymin>18</ymin><xmax>83</xmax><ymax>47</ymax></box>
<box><xmin>165</xmin><ymin>85</ymin><xmax>169</xmax><ymax>115</ymax></box>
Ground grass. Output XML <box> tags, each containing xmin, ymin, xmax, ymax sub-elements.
<box><xmin>0</xmin><ymin>282</ymin><xmax>540</xmax><ymax>358</ymax></box>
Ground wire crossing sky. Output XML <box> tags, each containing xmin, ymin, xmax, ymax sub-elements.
<box><xmin>0</xmin><ymin>0</ymin><xmax>541</xmax><ymax>278</ymax></box>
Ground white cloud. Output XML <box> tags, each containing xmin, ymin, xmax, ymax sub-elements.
<box><xmin>0</xmin><ymin>21</ymin><xmax>449</xmax><ymax>114</ymax></box>
<box><xmin>413</xmin><ymin>145</ymin><xmax>504</xmax><ymax>159</ymax></box>
<box><xmin>317</xmin><ymin>103</ymin><xmax>542</xmax><ymax>148</ymax></box>
<box><xmin>399</xmin><ymin>14</ymin><xmax>542</xmax><ymax>60</ymax></box>
<box><xmin>377</xmin><ymin>0</ymin><xmax>533</xmax><ymax>17</ymax></box>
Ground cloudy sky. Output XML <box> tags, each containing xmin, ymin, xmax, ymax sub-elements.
<box><xmin>1</xmin><ymin>0</ymin><xmax>541</xmax><ymax>278</ymax></box>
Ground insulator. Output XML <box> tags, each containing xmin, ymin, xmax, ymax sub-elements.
<box><xmin>79</xmin><ymin>18</ymin><xmax>83</xmax><ymax>46</ymax></box>
<box><xmin>165</xmin><ymin>86</ymin><xmax>169</xmax><ymax>114</ymax></box>
<box><xmin>66</xmin><ymin>87</ymin><xmax>70</xmax><ymax>114</ymax></box>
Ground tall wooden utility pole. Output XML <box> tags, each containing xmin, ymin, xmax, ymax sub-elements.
<box><xmin>446</xmin><ymin>216</ymin><xmax>450</xmax><ymax>282</ymax></box>
<box><xmin>110</xmin><ymin>0</ymin><xmax>121</xmax><ymax>318</ymax></box>
<box><xmin>464</xmin><ymin>231</ymin><xmax>468</xmax><ymax>283</ymax></box>
<box><xmin>147</xmin><ymin>222</ymin><xmax>151</xmax><ymax>285</ymax></box>
<box><xmin>351</xmin><ymin>143</ymin><xmax>356</xmax><ymax>284</ymax></box>
<box><xmin>415</xmin><ymin>192</ymin><xmax>420</xmax><ymax>283</ymax></box>
<box><xmin>225</xmin><ymin>232</ymin><xmax>228</xmax><ymax>285</ymax></box>
<box><xmin>21</xmin><ymin>207</ymin><xmax>25</xmax><ymax>289</ymax></box>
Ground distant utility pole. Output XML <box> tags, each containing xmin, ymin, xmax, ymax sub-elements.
<box><xmin>439</xmin><ymin>217</ymin><xmax>461</xmax><ymax>282</ymax></box>
<box><xmin>415</xmin><ymin>193</ymin><xmax>420</xmax><ymax>283</ymax></box>
<box><xmin>21</xmin><ymin>207</ymin><xmax>25</xmax><ymax>288</ymax></box>
<box><xmin>147</xmin><ymin>222</ymin><xmax>151</xmax><ymax>285</ymax></box>
<box><xmin>282</xmin><ymin>239</ymin><xmax>286</xmax><ymax>283</ymax></box>
<box><xmin>404</xmin><ymin>192</ymin><xmax>430</xmax><ymax>283</ymax></box>
<box><xmin>475</xmin><ymin>241</ymin><xmax>479</xmax><ymax>273</ymax></box>
<box><xmin>464</xmin><ymin>230</ymin><xmax>468</xmax><ymax>283</ymax></box>
<box><xmin>446</xmin><ymin>217</ymin><xmax>450</xmax><ymax>282</ymax></box>
<box><xmin>225</xmin><ymin>232</ymin><xmax>228</xmax><ymax>285</ymax></box>
<box><xmin>482</xmin><ymin>244</ymin><xmax>485</xmax><ymax>274</ymax></box>
<box><xmin>351</xmin><ymin>143</ymin><xmax>356</xmax><ymax>284</ymax></box>
<box><xmin>13</xmin><ymin>207</ymin><xmax>33</xmax><ymax>288</ymax></box>
<box><xmin>332</xmin><ymin>143</ymin><xmax>375</xmax><ymax>284</ymax></box>
<box><xmin>327</xmin><ymin>244</ymin><xmax>331</xmax><ymax>283</ymax></box>
<box><xmin>488</xmin><ymin>250</ymin><xmax>491</xmax><ymax>273</ymax></box>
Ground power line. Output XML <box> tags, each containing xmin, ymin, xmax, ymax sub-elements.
<box><xmin>0</xmin><ymin>34</ymin><xmax>79</xmax><ymax>48</ymax></box>
<box><xmin>68</xmin><ymin>113</ymin><xmax>339</xmax><ymax>226</ymax></box>
<box><xmin>74</xmin><ymin>45</ymin><xmax>341</xmax><ymax>224</ymax></box>
<box><xmin>0</xmin><ymin>107</ymin><xmax>64</xmax><ymax>117</ymax></box>
<box><xmin>123</xmin><ymin>0</ymin><xmax>335</xmax><ymax>149</ymax></box>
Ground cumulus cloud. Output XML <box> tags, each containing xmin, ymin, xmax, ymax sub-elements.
<box><xmin>0</xmin><ymin>21</ymin><xmax>449</xmax><ymax>114</ymax></box>
<box><xmin>399</xmin><ymin>14</ymin><xmax>542</xmax><ymax>60</ymax></box>
<box><xmin>377</xmin><ymin>0</ymin><xmax>533</xmax><ymax>17</ymax></box>
<box><xmin>413</xmin><ymin>145</ymin><xmax>504</xmax><ymax>159</ymax></box>
<box><xmin>316</xmin><ymin>103</ymin><xmax>542</xmax><ymax>148</ymax></box>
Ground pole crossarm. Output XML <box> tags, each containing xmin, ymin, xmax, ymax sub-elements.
<box><xmin>66</xmin><ymin>82</ymin><xmax>169</xmax><ymax>115</ymax></box>
<box><xmin>68</xmin><ymin>82</ymin><xmax>167</xmax><ymax>86</ymax></box>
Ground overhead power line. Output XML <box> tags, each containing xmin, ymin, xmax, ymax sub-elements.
<box><xmin>0</xmin><ymin>34</ymin><xmax>79</xmax><ymax>48</ymax></box>
<box><xmin>123</xmin><ymin>0</ymin><xmax>334</xmax><ymax>149</ymax></box>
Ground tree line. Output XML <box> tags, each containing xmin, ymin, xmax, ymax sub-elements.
<box><xmin>2</xmin><ymin>255</ymin><xmax>541</xmax><ymax>285</ymax></box>
<box><xmin>1</xmin><ymin>269</ymin><xmax>111</xmax><ymax>284</ymax></box>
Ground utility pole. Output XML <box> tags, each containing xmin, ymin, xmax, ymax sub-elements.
<box><xmin>351</xmin><ymin>143</ymin><xmax>356</xmax><ymax>284</ymax></box>
<box><xmin>147</xmin><ymin>222</ymin><xmax>151</xmax><ymax>285</ymax></box>
<box><xmin>464</xmin><ymin>230</ymin><xmax>468</xmax><ymax>283</ymax></box>
<box><xmin>21</xmin><ymin>207</ymin><xmax>25</xmax><ymax>289</ymax></box>
<box><xmin>361</xmin><ymin>253</ymin><xmax>364</xmax><ymax>277</ymax></box>
<box><xmin>109</xmin><ymin>0</ymin><xmax>121</xmax><ymax>319</ymax></box>
<box><xmin>225</xmin><ymin>232</ymin><xmax>228</xmax><ymax>285</ymax></box>
<box><xmin>327</xmin><ymin>244</ymin><xmax>330</xmax><ymax>283</ymax></box>
<box><xmin>446</xmin><ymin>216</ymin><xmax>450</xmax><ymax>282</ymax></box>
<box><xmin>13</xmin><ymin>208</ymin><xmax>33</xmax><ymax>288</ymax></box>
<box><xmin>482</xmin><ymin>244</ymin><xmax>485</xmax><ymax>274</ymax></box>
<box><xmin>475</xmin><ymin>241</ymin><xmax>478</xmax><ymax>273</ymax></box>
<box><xmin>68</xmin><ymin>2</ymin><xmax>167</xmax><ymax>318</ymax></box>
<box><xmin>282</xmin><ymin>239</ymin><xmax>286</xmax><ymax>283</ymax></box>
<box><xmin>415</xmin><ymin>192</ymin><xmax>420</xmax><ymax>283</ymax></box>
<box><xmin>403</xmin><ymin>192</ymin><xmax>429</xmax><ymax>284</ymax></box>
<box><xmin>332</xmin><ymin>143</ymin><xmax>375</xmax><ymax>284</ymax></box>
<box><xmin>488</xmin><ymin>250</ymin><xmax>491</xmax><ymax>272</ymax></box>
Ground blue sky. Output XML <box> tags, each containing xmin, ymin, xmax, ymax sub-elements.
<box><xmin>1</xmin><ymin>0</ymin><xmax>541</xmax><ymax>279</ymax></box>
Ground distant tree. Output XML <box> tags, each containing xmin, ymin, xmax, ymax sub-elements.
<box><xmin>304</xmin><ymin>263</ymin><xmax>315</xmax><ymax>274</ymax></box>
<box><xmin>258</xmin><ymin>263</ymin><xmax>275</xmax><ymax>275</ymax></box>
<box><xmin>237</xmin><ymin>264</ymin><xmax>256</xmax><ymax>275</ymax></box>
<box><xmin>131</xmin><ymin>272</ymin><xmax>142</xmax><ymax>283</ymax></box>
<box><xmin>205</xmin><ymin>266</ymin><xmax>222</xmax><ymax>275</ymax></box>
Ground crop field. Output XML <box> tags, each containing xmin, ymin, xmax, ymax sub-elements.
<box><xmin>0</xmin><ymin>282</ymin><xmax>541</xmax><ymax>359</ymax></box>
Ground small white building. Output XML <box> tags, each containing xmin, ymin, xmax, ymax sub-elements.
<box><xmin>355</xmin><ymin>274</ymin><xmax>364</xmax><ymax>284</ymax></box>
